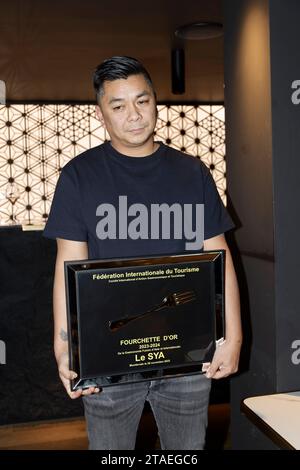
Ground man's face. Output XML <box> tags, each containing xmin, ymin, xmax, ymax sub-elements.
<box><xmin>96</xmin><ymin>74</ymin><xmax>157</xmax><ymax>152</ymax></box>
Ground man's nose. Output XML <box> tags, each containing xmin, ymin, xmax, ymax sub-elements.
<box><xmin>127</xmin><ymin>103</ymin><xmax>141</xmax><ymax>121</ymax></box>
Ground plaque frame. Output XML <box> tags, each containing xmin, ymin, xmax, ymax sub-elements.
<box><xmin>64</xmin><ymin>250</ymin><xmax>225</xmax><ymax>391</ymax></box>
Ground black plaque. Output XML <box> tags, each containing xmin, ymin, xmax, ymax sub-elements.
<box><xmin>64</xmin><ymin>251</ymin><xmax>225</xmax><ymax>390</ymax></box>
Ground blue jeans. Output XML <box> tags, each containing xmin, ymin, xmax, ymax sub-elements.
<box><xmin>82</xmin><ymin>373</ymin><xmax>211</xmax><ymax>450</ymax></box>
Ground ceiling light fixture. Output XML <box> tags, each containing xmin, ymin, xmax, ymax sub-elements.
<box><xmin>175</xmin><ymin>22</ymin><xmax>223</xmax><ymax>40</ymax></box>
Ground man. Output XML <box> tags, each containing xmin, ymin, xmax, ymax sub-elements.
<box><xmin>44</xmin><ymin>56</ymin><xmax>242</xmax><ymax>450</ymax></box>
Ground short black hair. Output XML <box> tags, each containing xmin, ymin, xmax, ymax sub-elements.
<box><xmin>93</xmin><ymin>56</ymin><xmax>156</xmax><ymax>103</ymax></box>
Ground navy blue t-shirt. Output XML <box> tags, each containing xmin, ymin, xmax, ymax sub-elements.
<box><xmin>43</xmin><ymin>142</ymin><xmax>234</xmax><ymax>259</ymax></box>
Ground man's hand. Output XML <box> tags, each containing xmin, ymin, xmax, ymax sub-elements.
<box><xmin>57</xmin><ymin>351</ymin><xmax>101</xmax><ymax>399</ymax></box>
<box><xmin>53</xmin><ymin>239</ymin><xmax>101</xmax><ymax>399</ymax></box>
<box><xmin>203</xmin><ymin>234</ymin><xmax>242</xmax><ymax>380</ymax></box>
<box><xmin>205</xmin><ymin>339</ymin><xmax>241</xmax><ymax>379</ymax></box>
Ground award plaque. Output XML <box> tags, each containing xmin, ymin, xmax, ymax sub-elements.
<box><xmin>64</xmin><ymin>251</ymin><xmax>225</xmax><ymax>391</ymax></box>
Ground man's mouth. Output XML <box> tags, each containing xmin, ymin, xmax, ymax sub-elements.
<box><xmin>128</xmin><ymin>127</ymin><xmax>145</xmax><ymax>133</ymax></box>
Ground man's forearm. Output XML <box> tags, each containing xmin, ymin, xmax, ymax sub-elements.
<box><xmin>53</xmin><ymin>256</ymin><xmax>69</xmax><ymax>361</ymax></box>
<box><xmin>53</xmin><ymin>239</ymin><xmax>89</xmax><ymax>361</ymax></box>
<box><xmin>224</xmin><ymin>247</ymin><xmax>242</xmax><ymax>343</ymax></box>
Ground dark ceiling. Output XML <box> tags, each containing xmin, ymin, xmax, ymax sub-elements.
<box><xmin>0</xmin><ymin>0</ymin><xmax>224</xmax><ymax>103</ymax></box>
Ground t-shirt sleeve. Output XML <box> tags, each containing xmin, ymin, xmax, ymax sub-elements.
<box><xmin>43</xmin><ymin>166</ymin><xmax>87</xmax><ymax>241</ymax></box>
<box><xmin>203</xmin><ymin>165</ymin><xmax>235</xmax><ymax>240</ymax></box>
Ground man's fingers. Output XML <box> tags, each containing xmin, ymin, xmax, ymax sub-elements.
<box><xmin>82</xmin><ymin>387</ymin><xmax>95</xmax><ymax>396</ymax></box>
<box><xmin>70</xmin><ymin>389</ymin><xmax>83</xmax><ymax>399</ymax></box>
<box><xmin>79</xmin><ymin>387</ymin><xmax>101</xmax><ymax>397</ymax></box>
<box><xmin>205</xmin><ymin>362</ymin><xmax>220</xmax><ymax>378</ymax></box>
<box><xmin>205</xmin><ymin>362</ymin><xmax>228</xmax><ymax>378</ymax></box>
<box><xmin>211</xmin><ymin>367</ymin><xmax>230</xmax><ymax>379</ymax></box>
<box><xmin>202</xmin><ymin>362</ymin><xmax>210</xmax><ymax>373</ymax></box>
<box><xmin>82</xmin><ymin>387</ymin><xmax>101</xmax><ymax>395</ymax></box>
<box><xmin>206</xmin><ymin>364</ymin><xmax>233</xmax><ymax>379</ymax></box>
<box><xmin>70</xmin><ymin>386</ymin><xmax>101</xmax><ymax>399</ymax></box>
<box><xmin>59</xmin><ymin>364</ymin><xmax>101</xmax><ymax>398</ymax></box>
<box><xmin>56</xmin><ymin>355</ymin><xmax>99</xmax><ymax>399</ymax></box>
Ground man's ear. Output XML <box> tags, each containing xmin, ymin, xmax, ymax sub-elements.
<box><xmin>95</xmin><ymin>105</ymin><xmax>105</xmax><ymax>128</ymax></box>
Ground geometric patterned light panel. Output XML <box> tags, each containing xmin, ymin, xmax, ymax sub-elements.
<box><xmin>0</xmin><ymin>104</ymin><xmax>226</xmax><ymax>226</ymax></box>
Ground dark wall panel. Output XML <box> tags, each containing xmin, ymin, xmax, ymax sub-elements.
<box><xmin>269</xmin><ymin>0</ymin><xmax>300</xmax><ymax>391</ymax></box>
<box><xmin>0</xmin><ymin>228</ymin><xmax>83</xmax><ymax>425</ymax></box>
<box><xmin>224</xmin><ymin>0</ymin><xmax>300</xmax><ymax>449</ymax></box>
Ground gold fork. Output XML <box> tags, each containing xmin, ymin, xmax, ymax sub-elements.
<box><xmin>109</xmin><ymin>290</ymin><xmax>196</xmax><ymax>332</ymax></box>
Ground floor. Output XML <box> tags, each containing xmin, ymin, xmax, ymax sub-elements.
<box><xmin>0</xmin><ymin>404</ymin><xmax>230</xmax><ymax>450</ymax></box>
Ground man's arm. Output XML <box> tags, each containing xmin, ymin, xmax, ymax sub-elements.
<box><xmin>203</xmin><ymin>234</ymin><xmax>242</xmax><ymax>379</ymax></box>
<box><xmin>54</xmin><ymin>238</ymin><xmax>100</xmax><ymax>398</ymax></box>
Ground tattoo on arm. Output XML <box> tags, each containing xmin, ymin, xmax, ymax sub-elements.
<box><xmin>60</xmin><ymin>329</ymin><xmax>68</xmax><ymax>342</ymax></box>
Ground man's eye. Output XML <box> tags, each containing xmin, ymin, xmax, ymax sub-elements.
<box><xmin>138</xmin><ymin>100</ymin><xmax>149</xmax><ymax>105</ymax></box>
<box><xmin>113</xmin><ymin>105</ymin><xmax>123</xmax><ymax>111</ymax></box>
